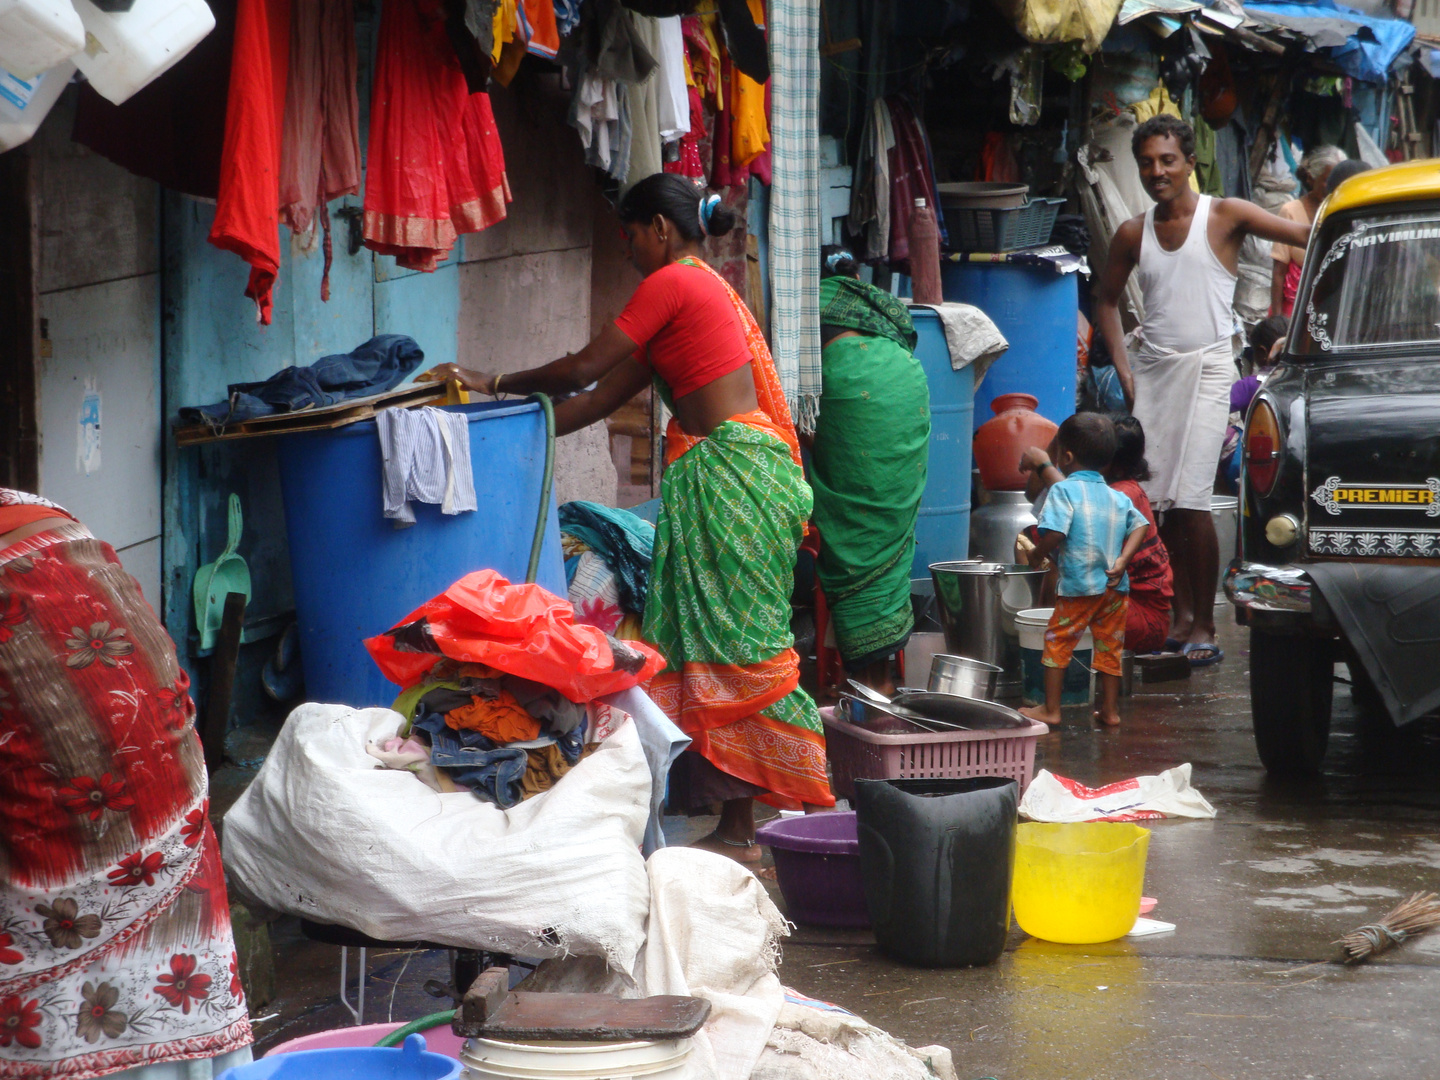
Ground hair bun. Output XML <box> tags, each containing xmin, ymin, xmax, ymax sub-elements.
<box><xmin>703</xmin><ymin>195</ymin><xmax>739</xmax><ymax>237</ymax></box>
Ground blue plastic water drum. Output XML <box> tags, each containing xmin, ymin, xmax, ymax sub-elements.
<box><xmin>274</xmin><ymin>399</ymin><xmax>566</xmax><ymax>708</ymax></box>
<box><xmin>220</xmin><ymin>1034</ymin><xmax>461</xmax><ymax>1080</ymax></box>
<box><xmin>939</xmin><ymin>261</ymin><xmax>1078</xmax><ymax>432</ymax></box>
<box><xmin>910</xmin><ymin>308</ymin><xmax>973</xmax><ymax>576</ymax></box>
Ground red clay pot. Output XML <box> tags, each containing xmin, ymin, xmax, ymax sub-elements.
<box><xmin>973</xmin><ymin>393</ymin><xmax>1058</xmax><ymax>492</ymax></box>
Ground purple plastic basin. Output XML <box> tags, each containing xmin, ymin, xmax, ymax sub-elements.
<box><xmin>755</xmin><ymin>811</ymin><xmax>869</xmax><ymax>928</ymax></box>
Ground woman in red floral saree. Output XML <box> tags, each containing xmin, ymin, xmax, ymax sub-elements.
<box><xmin>0</xmin><ymin>490</ymin><xmax>251</xmax><ymax>1079</ymax></box>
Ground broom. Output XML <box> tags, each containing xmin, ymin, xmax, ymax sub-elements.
<box><xmin>1335</xmin><ymin>892</ymin><xmax>1440</xmax><ymax>964</ymax></box>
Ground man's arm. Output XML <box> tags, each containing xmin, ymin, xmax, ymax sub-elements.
<box><xmin>1094</xmin><ymin>217</ymin><xmax>1143</xmax><ymax>411</ymax></box>
<box><xmin>1221</xmin><ymin>197</ymin><xmax>1311</xmax><ymax>251</ymax></box>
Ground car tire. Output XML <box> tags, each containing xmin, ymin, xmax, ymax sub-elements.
<box><xmin>1249</xmin><ymin>629</ymin><xmax>1334</xmax><ymax>774</ymax></box>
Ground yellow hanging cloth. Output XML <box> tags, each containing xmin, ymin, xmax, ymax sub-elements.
<box><xmin>730</xmin><ymin>0</ymin><xmax>769</xmax><ymax>168</ymax></box>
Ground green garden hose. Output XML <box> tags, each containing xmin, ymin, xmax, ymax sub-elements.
<box><xmin>525</xmin><ymin>393</ymin><xmax>556</xmax><ymax>585</ymax></box>
<box><xmin>373</xmin><ymin>1009</ymin><xmax>456</xmax><ymax>1048</ymax></box>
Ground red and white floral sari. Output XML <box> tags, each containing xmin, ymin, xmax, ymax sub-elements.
<box><xmin>0</xmin><ymin>490</ymin><xmax>251</xmax><ymax>1078</ymax></box>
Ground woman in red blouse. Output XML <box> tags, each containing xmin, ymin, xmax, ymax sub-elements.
<box><xmin>424</xmin><ymin>174</ymin><xmax>832</xmax><ymax>861</ymax></box>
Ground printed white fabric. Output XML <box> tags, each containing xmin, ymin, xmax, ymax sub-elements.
<box><xmin>768</xmin><ymin>0</ymin><xmax>822</xmax><ymax>432</ymax></box>
<box><xmin>1129</xmin><ymin>336</ymin><xmax>1234</xmax><ymax>512</ymax></box>
<box><xmin>222</xmin><ymin>705</ymin><xmax>653</xmax><ymax>973</ymax></box>
<box><xmin>640</xmin><ymin>848</ymin><xmax>787</xmax><ymax>1080</ymax></box>
<box><xmin>375</xmin><ymin>406</ymin><xmax>477</xmax><ymax>525</ymax></box>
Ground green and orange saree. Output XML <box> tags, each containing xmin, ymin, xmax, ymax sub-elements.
<box><xmin>643</xmin><ymin>260</ymin><xmax>833</xmax><ymax>811</ymax></box>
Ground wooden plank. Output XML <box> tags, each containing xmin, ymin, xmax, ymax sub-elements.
<box><xmin>173</xmin><ymin>383</ymin><xmax>451</xmax><ymax>446</ymax></box>
<box><xmin>454</xmin><ymin>972</ymin><xmax>711</xmax><ymax>1041</ymax></box>
<box><xmin>203</xmin><ymin>592</ymin><xmax>247</xmax><ymax>771</ymax></box>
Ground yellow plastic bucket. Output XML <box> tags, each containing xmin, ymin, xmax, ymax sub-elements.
<box><xmin>1012</xmin><ymin>822</ymin><xmax>1150</xmax><ymax>944</ymax></box>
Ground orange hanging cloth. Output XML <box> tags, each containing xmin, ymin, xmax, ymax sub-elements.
<box><xmin>209</xmin><ymin>0</ymin><xmax>290</xmax><ymax>325</ymax></box>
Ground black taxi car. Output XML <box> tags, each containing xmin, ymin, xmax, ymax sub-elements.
<box><xmin>1226</xmin><ymin>161</ymin><xmax>1440</xmax><ymax>774</ymax></box>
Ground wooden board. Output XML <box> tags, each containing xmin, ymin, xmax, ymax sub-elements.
<box><xmin>173</xmin><ymin>382</ymin><xmax>462</xmax><ymax>447</ymax></box>
<box><xmin>454</xmin><ymin>968</ymin><xmax>711</xmax><ymax>1041</ymax></box>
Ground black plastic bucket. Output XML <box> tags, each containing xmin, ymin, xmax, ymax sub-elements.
<box><xmin>854</xmin><ymin>776</ymin><xmax>1018</xmax><ymax>967</ymax></box>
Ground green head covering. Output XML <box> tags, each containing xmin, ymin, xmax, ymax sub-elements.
<box><xmin>819</xmin><ymin>276</ymin><xmax>917</xmax><ymax>351</ymax></box>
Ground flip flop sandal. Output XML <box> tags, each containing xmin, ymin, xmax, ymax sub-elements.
<box><xmin>1182</xmin><ymin>642</ymin><xmax>1224</xmax><ymax>667</ymax></box>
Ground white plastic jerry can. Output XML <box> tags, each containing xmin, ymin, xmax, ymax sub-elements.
<box><xmin>69</xmin><ymin>0</ymin><xmax>214</xmax><ymax>105</ymax></box>
<box><xmin>0</xmin><ymin>0</ymin><xmax>85</xmax><ymax>80</ymax></box>
<box><xmin>0</xmin><ymin>59</ymin><xmax>73</xmax><ymax>152</ymax></box>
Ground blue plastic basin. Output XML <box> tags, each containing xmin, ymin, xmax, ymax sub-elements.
<box><xmin>220</xmin><ymin>1034</ymin><xmax>461</xmax><ymax>1080</ymax></box>
<box><xmin>274</xmin><ymin>399</ymin><xmax>566</xmax><ymax>707</ymax></box>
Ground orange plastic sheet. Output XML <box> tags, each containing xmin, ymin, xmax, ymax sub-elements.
<box><xmin>365</xmin><ymin>569</ymin><xmax>664</xmax><ymax>702</ymax></box>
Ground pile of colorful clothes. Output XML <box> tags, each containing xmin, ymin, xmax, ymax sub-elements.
<box><xmin>560</xmin><ymin>500</ymin><xmax>655</xmax><ymax>637</ymax></box>
<box><xmin>363</xmin><ymin>569</ymin><xmax>666</xmax><ymax>808</ymax></box>
<box><xmin>370</xmin><ymin>661</ymin><xmax>591</xmax><ymax>808</ymax></box>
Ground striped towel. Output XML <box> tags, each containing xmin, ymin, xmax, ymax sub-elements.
<box><xmin>768</xmin><ymin>0</ymin><xmax>822</xmax><ymax>433</ymax></box>
<box><xmin>375</xmin><ymin>406</ymin><xmax>478</xmax><ymax>526</ymax></box>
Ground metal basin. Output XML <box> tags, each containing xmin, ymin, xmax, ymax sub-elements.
<box><xmin>928</xmin><ymin>654</ymin><xmax>1003</xmax><ymax>700</ymax></box>
<box><xmin>929</xmin><ymin>561</ymin><xmax>1047</xmax><ymax>699</ymax></box>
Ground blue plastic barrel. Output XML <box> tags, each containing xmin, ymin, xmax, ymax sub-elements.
<box><xmin>274</xmin><ymin>399</ymin><xmax>566</xmax><ymax>708</ymax></box>
<box><xmin>910</xmin><ymin>309</ymin><xmax>973</xmax><ymax>575</ymax></box>
<box><xmin>939</xmin><ymin>261</ymin><xmax>1077</xmax><ymax>432</ymax></box>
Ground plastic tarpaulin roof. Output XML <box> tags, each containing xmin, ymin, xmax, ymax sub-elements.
<box><xmin>1243</xmin><ymin>0</ymin><xmax>1416</xmax><ymax>83</ymax></box>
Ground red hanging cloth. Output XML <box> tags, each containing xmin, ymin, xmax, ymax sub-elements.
<box><xmin>209</xmin><ymin>0</ymin><xmax>290</xmax><ymax>324</ymax></box>
<box><xmin>363</xmin><ymin>0</ymin><xmax>511</xmax><ymax>273</ymax></box>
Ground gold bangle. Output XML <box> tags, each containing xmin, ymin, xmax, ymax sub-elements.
<box><xmin>493</xmin><ymin>373</ymin><xmax>504</xmax><ymax>396</ymax></box>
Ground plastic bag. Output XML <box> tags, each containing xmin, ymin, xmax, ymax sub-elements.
<box><xmin>222</xmin><ymin>703</ymin><xmax>653</xmax><ymax>971</ymax></box>
<box><xmin>1018</xmin><ymin>764</ymin><xmax>1217</xmax><ymax>823</ymax></box>
<box><xmin>365</xmin><ymin>569</ymin><xmax>664</xmax><ymax>702</ymax></box>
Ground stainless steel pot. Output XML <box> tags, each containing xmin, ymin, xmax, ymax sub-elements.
<box><xmin>928</xmin><ymin>654</ymin><xmax>1003</xmax><ymax>700</ymax></box>
<box><xmin>929</xmin><ymin>561</ymin><xmax>1047</xmax><ymax>699</ymax></box>
<box><xmin>969</xmin><ymin>490</ymin><xmax>1038</xmax><ymax>566</ymax></box>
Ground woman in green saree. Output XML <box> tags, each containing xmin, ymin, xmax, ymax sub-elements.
<box><xmin>812</xmin><ymin>248</ymin><xmax>931</xmax><ymax>694</ymax></box>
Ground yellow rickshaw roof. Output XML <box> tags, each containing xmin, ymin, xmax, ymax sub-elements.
<box><xmin>1321</xmin><ymin>159</ymin><xmax>1440</xmax><ymax>223</ymax></box>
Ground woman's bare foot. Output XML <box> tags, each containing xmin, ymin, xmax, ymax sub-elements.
<box><xmin>1019</xmin><ymin>703</ymin><xmax>1063</xmax><ymax>726</ymax></box>
<box><xmin>1094</xmin><ymin>709</ymin><xmax>1122</xmax><ymax>728</ymax></box>
<box><xmin>690</xmin><ymin>829</ymin><xmax>762</xmax><ymax>864</ymax></box>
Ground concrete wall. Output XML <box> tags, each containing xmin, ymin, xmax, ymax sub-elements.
<box><xmin>32</xmin><ymin>91</ymin><xmax>164</xmax><ymax>602</ymax></box>
<box><xmin>459</xmin><ymin>75</ymin><xmax>617</xmax><ymax>508</ymax></box>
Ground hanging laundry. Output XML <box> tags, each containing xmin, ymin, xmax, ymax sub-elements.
<box><xmin>663</xmin><ymin>84</ymin><xmax>707</xmax><ymax>180</ymax></box>
<box><xmin>278</xmin><ymin>0</ymin><xmax>360</xmax><ymax>302</ymax></box>
<box><xmin>376</xmin><ymin>406</ymin><xmax>479</xmax><ymax>526</ymax></box>
<box><xmin>849</xmin><ymin>98</ymin><xmax>895</xmax><ymax>263</ymax></box>
<box><xmin>447</xmin><ymin>690</ymin><xmax>543</xmax><ymax>743</ymax></box>
<box><xmin>886</xmin><ymin>97</ymin><xmax>945</xmax><ymax>271</ymax></box>
<box><xmin>517</xmin><ymin>0</ymin><xmax>560</xmax><ymax>58</ymax></box>
<box><xmin>655</xmin><ymin>16</ymin><xmax>689</xmax><ymax>141</ymax></box>
<box><xmin>209</xmin><ymin>0</ymin><xmax>289</xmax><ymax>324</ymax></box>
<box><xmin>621</xmin><ymin>12</ymin><xmax>664</xmax><ymax>189</ymax></box>
<box><xmin>364</xmin><ymin>0</ymin><xmax>512</xmax><ymax>272</ymax></box>
<box><xmin>554</xmin><ymin>0</ymin><xmax>582</xmax><ymax>37</ymax></box>
<box><xmin>729</xmin><ymin>0</ymin><xmax>767</xmax><ymax>168</ymax></box>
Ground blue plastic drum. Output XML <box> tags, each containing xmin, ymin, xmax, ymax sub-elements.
<box><xmin>940</xmin><ymin>261</ymin><xmax>1078</xmax><ymax>432</ymax></box>
<box><xmin>274</xmin><ymin>399</ymin><xmax>566</xmax><ymax>708</ymax></box>
<box><xmin>910</xmin><ymin>308</ymin><xmax>973</xmax><ymax>575</ymax></box>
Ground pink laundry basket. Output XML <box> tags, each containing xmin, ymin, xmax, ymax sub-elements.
<box><xmin>821</xmin><ymin>706</ymin><xmax>1045</xmax><ymax>801</ymax></box>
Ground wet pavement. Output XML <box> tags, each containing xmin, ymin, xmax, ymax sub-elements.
<box><xmin>777</xmin><ymin>615</ymin><xmax>1440</xmax><ymax>1080</ymax></box>
<box><xmin>236</xmin><ymin>613</ymin><xmax>1440</xmax><ymax>1077</ymax></box>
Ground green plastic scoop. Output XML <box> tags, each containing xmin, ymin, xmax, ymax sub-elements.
<box><xmin>194</xmin><ymin>493</ymin><xmax>252</xmax><ymax>652</ymax></box>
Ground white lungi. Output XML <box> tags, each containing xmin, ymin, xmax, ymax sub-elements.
<box><xmin>1130</xmin><ymin>337</ymin><xmax>1235</xmax><ymax>513</ymax></box>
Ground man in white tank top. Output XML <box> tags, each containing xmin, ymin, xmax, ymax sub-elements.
<box><xmin>1093</xmin><ymin>115</ymin><xmax>1309</xmax><ymax>665</ymax></box>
